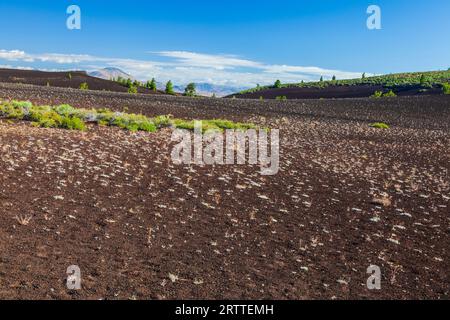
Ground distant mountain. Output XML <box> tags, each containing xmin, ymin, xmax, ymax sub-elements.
<box><xmin>173</xmin><ymin>83</ymin><xmax>250</xmax><ymax>97</ymax></box>
<box><xmin>88</xmin><ymin>67</ymin><xmax>133</xmax><ymax>81</ymax></box>
<box><xmin>89</xmin><ymin>68</ymin><xmax>249</xmax><ymax>96</ymax></box>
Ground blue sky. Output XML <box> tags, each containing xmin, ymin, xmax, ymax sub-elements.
<box><xmin>0</xmin><ymin>0</ymin><xmax>448</xmax><ymax>87</ymax></box>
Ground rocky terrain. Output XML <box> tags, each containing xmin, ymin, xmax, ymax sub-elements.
<box><xmin>233</xmin><ymin>84</ymin><xmax>445</xmax><ymax>100</ymax></box>
<box><xmin>0</xmin><ymin>82</ymin><xmax>448</xmax><ymax>299</ymax></box>
<box><xmin>0</xmin><ymin>68</ymin><xmax>162</xmax><ymax>95</ymax></box>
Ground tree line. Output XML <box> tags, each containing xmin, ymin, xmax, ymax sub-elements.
<box><xmin>114</xmin><ymin>76</ymin><xmax>197</xmax><ymax>96</ymax></box>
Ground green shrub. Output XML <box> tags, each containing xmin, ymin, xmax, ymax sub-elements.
<box><xmin>274</xmin><ymin>80</ymin><xmax>282</xmax><ymax>88</ymax></box>
<box><xmin>138</xmin><ymin>121</ymin><xmax>157</xmax><ymax>132</ymax></box>
<box><xmin>112</xmin><ymin>113</ymin><xmax>157</xmax><ymax>132</ymax></box>
<box><xmin>11</xmin><ymin>100</ymin><xmax>33</xmax><ymax>109</ymax></box>
<box><xmin>153</xmin><ymin>115</ymin><xmax>172</xmax><ymax>128</ymax></box>
<box><xmin>184</xmin><ymin>83</ymin><xmax>197</xmax><ymax>97</ymax></box>
<box><xmin>38</xmin><ymin>118</ymin><xmax>58</xmax><ymax>128</ymax></box>
<box><xmin>172</xmin><ymin>119</ymin><xmax>258</xmax><ymax>133</ymax></box>
<box><xmin>54</xmin><ymin>104</ymin><xmax>77</xmax><ymax>116</ymax></box>
<box><xmin>371</xmin><ymin>90</ymin><xmax>396</xmax><ymax>98</ymax></box>
<box><xmin>128</xmin><ymin>86</ymin><xmax>138</xmax><ymax>94</ymax></box>
<box><xmin>79</xmin><ymin>82</ymin><xmax>89</xmax><ymax>90</ymax></box>
<box><xmin>383</xmin><ymin>90</ymin><xmax>397</xmax><ymax>97</ymax></box>
<box><xmin>442</xmin><ymin>83</ymin><xmax>450</xmax><ymax>94</ymax></box>
<box><xmin>420</xmin><ymin>74</ymin><xmax>426</xmax><ymax>86</ymax></box>
<box><xmin>370</xmin><ymin>122</ymin><xmax>390</xmax><ymax>129</ymax></box>
<box><xmin>0</xmin><ymin>100</ymin><xmax>259</xmax><ymax>134</ymax></box>
<box><xmin>275</xmin><ymin>96</ymin><xmax>287</xmax><ymax>101</ymax></box>
<box><xmin>172</xmin><ymin>119</ymin><xmax>195</xmax><ymax>131</ymax></box>
<box><xmin>371</xmin><ymin>91</ymin><xmax>383</xmax><ymax>98</ymax></box>
<box><xmin>61</xmin><ymin>117</ymin><xmax>86</xmax><ymax>131</ymax></box>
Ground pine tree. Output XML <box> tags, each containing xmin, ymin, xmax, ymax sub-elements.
<box><xmin>274</xmin><ymin>80</ymin><xmax>282</xmax><ymax>88</ymax></box>
<box><xmin>126</xmin><ymin>78</ymin><xmax>133</xmax><ymax>88</ymax></box>
<box><xmin>184</xmin><ymin>83</ymin><xmax>196</xmax><ymax>97</ymax></box>
<box><xmin>165</xmin><ymin>80</ymin><xmax>174</xmax><ymax>94</ymax></box>
<box><xmin>149</xmin><ymin>78</ymin><xmax>157</xmax><ymax>91</ymax></box>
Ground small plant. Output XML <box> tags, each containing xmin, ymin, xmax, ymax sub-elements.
<box><xmin>172</xmin><ymin>119</ymin><xmax>258</xmax><ymax>133</ymax></box>
<box><xmin>128</xmin><ymin>86</ymin><xmax>138</xmax><ymax>94</ymax></box>
<box><xmin>371</xmin><ymin>90</ymin><xmax>396</xmax><ymax>98</ymax></box>
<box><xmin>152</xmin><ymin>115</ymin><xmax>172</xmax><ymax>128</ymax></box>
<box><xmin>61</xmin><ymin>117</ymin><xmax>86</xmax><ymax>130</ymax></box>
<box><xmin>79</xmin><ymin>82</ymin><xmax>89</xmax><ymax>90</ymax></box>
<box><xmin>383</xmin><ymin>90</ymin><xmax>397</xmax><ymax>97</ymax></box>
<box><xmin>15</xmin><ymin>215</ymin><xmax>32</xmax><ymax>226</ymax></box>
<box><xmin>68</xmin><ymin>73</ymin><xmax>72</xmax><ymax>80</ymax></box>
<box><xmin>275</xmin><ymin>96</ymin><xmax>287</xmax><ymax>101</ymax></box>
<box><xmin>371</xmin><ymin>91</ymin><xmax>383</xmax><ymax>98</ymax></box>
<box><xmin>442</xmin><ymin>82</ymin><xmax>450</xmax><ymax>94</ymax></box>
<box><xmin>370</xmin><ymin>122</ymin><xmax>390</xmax><ymax>129</ymax></box>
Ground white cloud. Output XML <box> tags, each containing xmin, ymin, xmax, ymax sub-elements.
<box><xmin>0</xmin><ymin>50</ymin><xmax>33</xmax><ymax>62</ymax></box>
<box><xmin>154</xmin><ymin>51</ymin><xmax>263</xmax><ymax>70</ymax></box>
<box><xmin>262</xmin><ymin>65</ymin><xmax>362</xmax><ymax>79</ymax></box>
<box><xmin>35</xmin><ymin>53</ymin><xmax>100</xmax><ymax>64</ymax></box>
<box><xmin>0</xmin><ymin>64</ymin><xmax>34</xmax><ymax>70</ymax></box>
<box><xmin>0</xmin><ymin>49</ymin><xmax>366</xmax><ymax>87</ymax></box>
<box><xmin>0</xmin><ymin>49</ymin><xmax>104</xmax><ymax>64</ymax></box>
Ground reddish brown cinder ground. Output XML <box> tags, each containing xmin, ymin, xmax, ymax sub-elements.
<box><xmin>0</xmin><ymin>68</ymin><xmax>164</xmax><ymax>95</ymax></box>
<box><xmin>0</xmin><ymin>82</ymin><xmax>449</xmax><ymax>299</ymax></box>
